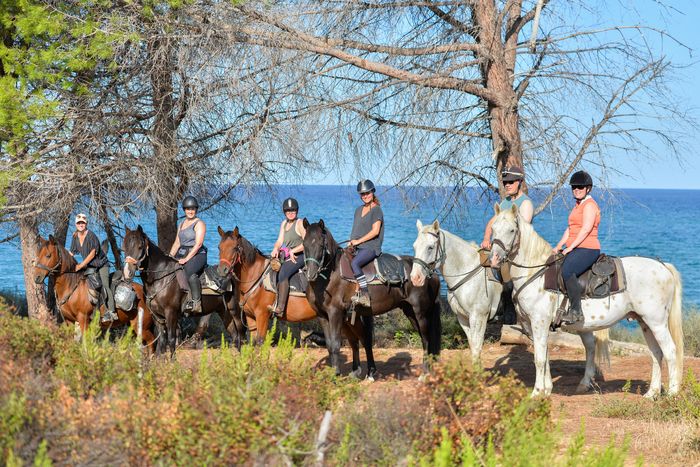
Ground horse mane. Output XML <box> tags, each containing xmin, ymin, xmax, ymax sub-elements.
<box><xmin>235</xmin><ymin>232</ymin><xmax>264</xmax><ymax>264</ymax></box>
<box><xmin>54</xmin><ymin>242</ymin><xmax>83</xmax><ymax>289</ymax></box>
<box><xmin>434</xmin><ymin>227</ymin><xmax>480</xmax><ymax>253</ymax></box>
<box><xmin>501</xmin><ymin>210</ymin><xmax>552</xmax><ymax>264</ymax></box>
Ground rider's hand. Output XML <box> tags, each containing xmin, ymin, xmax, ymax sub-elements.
<box><xmin>490</xmin><ymin>252</ymin><xmax>500</xmax><ymax>268</ymax></box>
<box><xmin>271</xmin><ymin>249</ymin><xmax>279</xmax><ymax>258</ymax></box>
<box><xmin>349</xmin><ymin>239</ymin><xmax>358</xmax><ymax>247</ymax></box>
<box><xmin>562</xmin><ymin>247</ymin><xmax>573</xmax><ymax>256</ymax></box>
<box><xmin>481</xmin><ymin>238</ymin><xmax>491</xmax><ymax>249</ymax></box>
<box><xmin>75</xmin><ymin>263</ymin><xmax>84</xmax><ymax>271</ymax></box>
<box><xmin>289</xmin><ymin>252</ymin><xmax>297</xmax><ymax>263</ymax></box>
<box><xmin>178</xmin><ymin>258</ymin><xmax>188</xmax><ymax>265</ymax></box>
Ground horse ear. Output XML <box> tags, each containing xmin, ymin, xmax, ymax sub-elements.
<box><xmin>48</xmin><ymin>234</ymin><xmax>56</xmax><ymax>244</ymax></box>
<box><xmin>303</xmin><ymin>218</ymin><xmax>309</xmax><ymax>229</ymax></box>
<box><xmin>319</xmin><ymin>219</ymin><xmax>325</xmax><ymax>232</ymax></box>
<box><xmin>432</xmin><ymin>220</ymin><xmax>440</xmax><ymax>231</ymax></box>
<box><xmin>137</xmin><ymin>225</ymin><xmax>144</xmax><ymax>233</ymax></box>
<box><xmin>416</xmin><ymin>219</ymin><xmax>423</xmax><ymax>231</ymax></box>
<box><xmin>125</xmin><ymin>226</ymin><xmax>131</xmax><ymax>234</ymax></box>
<box><xmin>494</xmin><ymin>203</ymin><xmax>501</xmax><ymax>215</ymax></box>
<box><xmin>233</xmin><ymin>226</ymin><xmax>239</xmax><ymax>237</ymax></box>
<box><xmin>218</xmin><ymin>226</ymin><xmax>225</xmax><ymax>237</ymax></box>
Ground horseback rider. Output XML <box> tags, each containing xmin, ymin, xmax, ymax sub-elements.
<box><xmin>482</xmin><ymin>165</ymin><xmax>534</xmax><ymax>249</ymax></box>
<box><xmin>483</xmin><ymin>166</ymin><xmax>533</xmax><ymax>324</ymax></box>
<box><xmin>169</xmin><ymin>196</ymin><xmax>207</xmax><ymax>314</ymax></box>
<box><xmin>69</xmin><ymin>213</ymin><xmax>117</xmax><ymax>323</ymax></box>
<box><xmin>552</xmin><ymin>170</ymin><xmax>601</xmax><ymax>323</ymax></box>
<box><xmin>268</xmin><ymin>197</ymin><xmax>306</xmax><ymax>317</ymax></box>
<box><xmin>348</xmin><ymin>179</ymin><xmax>384</xmax><ymax>307</ymax></box>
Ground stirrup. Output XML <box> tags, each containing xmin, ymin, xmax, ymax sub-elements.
<box><xmin>351</xmin><ymin>290</ymin><xmax>371</xmax><ymax>308</ymax></box>
<box><xmin>561</xmin><ymin>307</ymin><xmax>583</xmax><ymax>324</ymax></box>
<box><xmin>101</xmin><ymin>310</ymin><xmax>118</xmax><ymax>323</ymax></box>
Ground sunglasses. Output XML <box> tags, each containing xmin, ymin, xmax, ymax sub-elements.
<box><xmin>76</xmin><ymin>221</ymin><xmax>87</xmax><ymax>225</ymax></box>
<box><xmin>360</xmin><ymin>192</ymin><xmax>373</xmax><ymax>196</ymax></box>
<box><xmin>571</xmin><ymin>185</ymin><xmax>587</xmax><ymax>190</ymax></box>
<box><xmin>503</xmin><ymin>180</ymin><xmax>519</xmax><ymax>186</ymax></box>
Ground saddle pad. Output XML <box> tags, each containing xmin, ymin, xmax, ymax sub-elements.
<box><xmin>544</xmin><ymin>254</ymin><xmax>626</xmax><ymax>298</ymax></box>
<box><xmin>262</xmin><ymin>270</ymin><xmax>308</xmax><ymax>297</ymax></box>
<box><xmin>339</xmin><ymin>252</ymin><xmax>406</xmax><ymax>286</ymax></box>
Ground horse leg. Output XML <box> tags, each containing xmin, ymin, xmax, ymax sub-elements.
<box><xmin>254</xmin><ymin>311</ymin><xmax>271</xmax><ymax>346</ymax></box>
<box><xmin>166</xmin><ymin>312</ymin><xmax>178</xmax><ymax>359</ymax></box>
<box><xmin>645</xmin><ymin>322</ymin><xmax>680</xmax><ymax>396</ymax></box>
<box><xmin>576</xmin><ymin>331</ymin><xmax>597</xmax><ymax>394</ymax></box>
<box><xmin>327</xmin><ymin>307</ymin><xmax>345</xmax><ymax>376</ymax></box>
<box><xmin>530</xmin><ymin>322</ymin><xmax>552</xmax><ymax>397</ymax></box>
<box><xmin>360</xmin><ymin>315</ymin><xmax>377</xmax><ymax>381</ymax></box>
<box><xmin>342</xmin><ymin>322</ymin><xmax>362</xmax><ymax>379</ymax></box>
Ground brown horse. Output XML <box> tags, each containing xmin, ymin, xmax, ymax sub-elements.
<box><xmin>33</xmin><ymin>235</ymin><xmax>157</xmax><ymax>352</ymax></box>
<box><xmin>302</xmin><ymin>219</ymin><xmax>442</xmax><ymax>378</ymax></box>
<box><xmin>217</xmin><ymin>226</ymin><xmax>372</xmax><ymax>377</ymax></box>
<box><xmin>122</xmin><ymin>225</ymin><xmax>246</xmax><ymax>357</ymax></box>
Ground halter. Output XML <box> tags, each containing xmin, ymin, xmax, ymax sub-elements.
<box><xmin>34</xmin><ymin>253</ymin><xmax>62</xmax><ymax>277</ymax></box>
<box><xmin>413</xmin><ymin>230</ymin><xmax>446</xmax><ymax>279</ymax></box>
<box><xmin>491</xmin><ymin>214</ymin><xmax>521</xmax><ymax>265</ymax></box>
<box><xmin>304</xmin><ymin>232</ymin><xmax>331</xmax><ymax>280</ymax></box>
<box><xmin>124</xmin><ymin>235</ymin><xmax>149</xmax><ymax>269</ymax></box>
<box><xmin>219</xmin><ymin>243</ymin><xmax>243</xmax><ymax>279</ymax></box>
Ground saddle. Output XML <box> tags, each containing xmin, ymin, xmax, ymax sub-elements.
<box><xmin>339</xmin><ymin>252</ymin><xmax>407</xmax><ymax>286</ymax></box>
<box><xmin>176</xmin><ymin>265</ymin><xmax>233</xmax><ymax>296</ymax></box>
<box><xmin>262</xmin><ymin>269</ymin><xmax>308</xmax><ymax>297</ymax></box>
<box><xmin>478</xmin><ymin>249</ymin><xmax>511</xmax><ymax>283</ymax></box>
<box><xmin>544</xmin><ymin>253</ymin><xmax>626</xmax><ymax>299</ymax></box>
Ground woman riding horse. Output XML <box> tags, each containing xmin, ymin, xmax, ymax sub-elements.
<box><xmin>552</xmin><ymin>170</ymin><xmax>601</xmax><ymax>324</ymax></box>
<box><xmin>349</xmin><ymin>179</ymin><xmax>384</xmax><ymax>307</ymax></box>
<box><xmin>268</xmin><ymin>197</ymin><xmax>306</xmax><ymax>317</ymax></box>
<box><xmin>69</xmin><ymin>213</ymin><xmax>117</xmax><ymax>323</ymax></box>
<box><xmin>169</xmin><ymin>196</ymin><xmax>207</xmax><ymax>314</ymax></box>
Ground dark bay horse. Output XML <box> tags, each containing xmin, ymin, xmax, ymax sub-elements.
<box><xmin>217</xmin><ymin>226</ymin><xmax>372</xmax><ymax>377</ymax></box>
<box><xmin>302</xmin><ymin>219</ymin><xmax>442</xmax><ymax>378</ymax></box>
<box><xmin>122</xmin><ymin>226</ymin><xmax>245</xmax><ymax>356</ymax></box>
<box><xmin>33</xmin><ymin>235</ymin><xmax>157</xmax><ymax>352</ymax></box>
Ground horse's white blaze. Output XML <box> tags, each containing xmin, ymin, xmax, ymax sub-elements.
<box><xmin>412</xmin><ymin>220</ymin><xmax>501</xmax><ymax>365</ymax></box>
<box><xmin>490</xmin><ymin>209</ymin><xmax>684</xmax><ymax>397</ymax></box>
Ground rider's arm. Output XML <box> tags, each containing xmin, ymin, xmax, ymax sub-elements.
<box><xmin>519</xmin><ymin>199</ymin><xmax>534</xmax><ymax>224</ymax></box>
<box><xmin>182</xmin><ymin>221</ymin><xmax>206</xmax><ymax>262</ymax></box>
<box><xmin>554</xmin><ymin>228</ymin><xmax>570</xmax><ymax>252</ymax></box>
<box><xmin>290</xmin><ymin>220</ymin><xmax>306</xmax><ymax>254</ymax></box>
<box><xmin>565</xmin><ymin>203</ymin><xmax>597</xmax><ymax>250</ymax></box>
<box><xmin>271</xmin><ymin>221</ymin><xmax>285</xmax><ymax>257</ymax></box>
<box><xmin>481</xmin><ymin>216</ymin><xmax>496</xmax><ymax>248</ymax></box>
<box><xmin>76</xmin><ymin>249</ymin><xmax>96</xmax><ymax>271</ymax></box>
<box><xmin>169</xmin><ymin>224</ymin><xmax>181</xmax><ymax>256</ymax></box>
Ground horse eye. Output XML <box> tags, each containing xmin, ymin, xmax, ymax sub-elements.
<box><xmin>510</xmin><ymin>228</ymin><xmax>516</xmax><ymax>233</ymax></box>
<box><xmin>45</xmin><ymin>253</ymin><xmax>51</xmax><ymax>258</ymax></box>
<box><xmin>427</xmin><ymin>246</ymin><xmax>434</xmax><ymax>251</ymax></box>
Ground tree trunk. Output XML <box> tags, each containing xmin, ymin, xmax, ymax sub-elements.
<box><xmin>98</xmin><ymin>204</ymin><xmax>123</xmax><ymax>270</ymax></box>
<box><xmin>46</xmin><ymin>206</ymin><xmax>72</xmax><ymax>320</ymax></box>
<box><xmin>19</xmin><ymin>217</ymin><xmax>52</xmax><ymax>323</ymax></box>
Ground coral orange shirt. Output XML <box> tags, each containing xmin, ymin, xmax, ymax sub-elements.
<box><xmin>567</xmin><ymin>196</ymin><xmax>600</xmax><ymax>250</ymax></box>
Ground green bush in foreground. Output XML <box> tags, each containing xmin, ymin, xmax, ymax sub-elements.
<box><xmin>0</xmin><ymin>304</ymin><xmax>633</xmax><ymax>465</ymax></box>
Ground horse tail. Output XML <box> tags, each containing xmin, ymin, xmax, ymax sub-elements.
<box><xmin>594</xmin><ymin>329</ymin><xmax>611</xmax><ymax>372</ymax></box>
<box><xmin>665</xmin><ymin>263</ymin><xmax>684</xmax><ymax>377</ymax></box>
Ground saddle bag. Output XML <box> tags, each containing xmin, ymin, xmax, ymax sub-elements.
<box><xmin>114</xmin><ymin>281</ymin><xmax>137</xmax><ymax>311</ymax></box>
<box><xmin>84</xmin><ymin>268</ymin><xmax>102</xmax><ymax>291</ymax></box>
<box><xmin>201</xmin><ymin>265</ymin><xmax>230</xmax><ymax>293</ymax></box>
<box><xmin>588</xmin><ymin>254</ymin><xmax>616</xmax><ymax>298</ymax></box>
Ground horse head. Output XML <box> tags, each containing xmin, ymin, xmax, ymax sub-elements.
<box><xmin>302</xmin><ymin>218</ymin><xmax>331</xmax><ymax>281</ymax></box>
<box><xmin>489</xmin><ymin>204</ymin><xmax>520</xmax><ymax>267</ymax></box>
<box><xmin>411</xmin><ymin>219</ymin><xmax>443</xmax><ymax>287</ymax></box>
<box><xmin>122</xmin><ymin>225</ymin><xmax>148</xmax><ymax>281</ymax></box>
<box><xmin>34</xmin><ymin>235</ymin><xmax>61</xmax><ymax>284</ymax></box>
<box><xmin>217</xmin><ymin>225</ymin><xmax>242</xmax><ymax>277</ymax></box>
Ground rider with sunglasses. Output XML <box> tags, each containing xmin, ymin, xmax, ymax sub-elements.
<box><xmin>553</xmin><ymin>171</ymin><xmax>600</xmax><ymax>323</ymax></box>
<box><xmin>268</xmin><ymin>197</ymin><xmax>306</xmax><ymax>317</ymax></box>
<box><xmin>482</xmin><ymin>166</ymin><xmax>534</xmax><ymax>250</ymax></box>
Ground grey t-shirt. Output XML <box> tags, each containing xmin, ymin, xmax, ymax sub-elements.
<box><xmin>350</xmin><ymin>205</ymin><xmax>384</xmax><ymax>255</ymax></box>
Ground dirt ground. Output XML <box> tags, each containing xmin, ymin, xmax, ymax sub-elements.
<box><xmin>297</xmin><ymin>343</ymin><xmax>700</xmax><ymax>465</ymax></box>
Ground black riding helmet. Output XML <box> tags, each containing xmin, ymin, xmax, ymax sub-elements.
<box><xmin>357</xmin><ymin>179</ymin><xmax>376</xmax><ymax>194</ymax></box>
<box><xmin>182</xmin><ymin>196</ymin><xmax>199</xmax><ymax>210</ymax></box>
<box><xmin>282</xmin><ymin>197</ymin><xmax>299</xmax><ymax>212</ymax></box>
<box><xmin>569</xmin><ymin>171</ymin><xmax>593</xmax><ymax>187</ymax></box>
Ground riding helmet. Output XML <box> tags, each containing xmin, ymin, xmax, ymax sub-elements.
<box><xmin>569</xmin><ymin>171</ymin><xmax>593</xmax><ymax>187</ymax></box>
<box><xmin>501</xmin><ymin>165</ymin><xmax>525</xmax><ymax>182</ymax></box>
<box><xmin>356</xmin><ymin>179</ymin><xmax>376</xmax><ymax>194</ymax></box>
<box><xmin>182</xmin><ymin>196</ymin><xmax>199</xmax><ymax>210</ymax></box>
<box><xmin>282</xmin><ymin>197</ymin><xmax>299</xmax><ymax>212</ymax></box>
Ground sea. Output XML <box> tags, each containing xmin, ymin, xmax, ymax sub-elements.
<box><xmin>1</xmin><ymin>186</ymin><xmax>698</xmax><ymax>309</ymax></box>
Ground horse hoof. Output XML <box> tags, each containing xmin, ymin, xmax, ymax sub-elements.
<box><xmin>350</xmin><ymin>368</ymin><xmax>362</xmax><ymax>380</ymax></box>
<box><xmin>643</xmin><ymin>390</ymin><xmax>660</xmax><ymax>400</ymax></box>
<box><xmin>575</xmin><ymin>384</ymin><xmax>591</xmax><ymax>395</ymax></box>
<box><xmin>366</xmin><ymin>370</ymin><xmax>377</xmax><ymax>382</ymax></box>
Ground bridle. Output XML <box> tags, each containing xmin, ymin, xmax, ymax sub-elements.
<box><xmin>34</xmin><ymin>250</ymin><xmax>63</xmax><ymax>277</ymax></box>
<box><xmin>491</xmin><ymin>214</ymin><xmax>521</xmax><ymax>265</ymax></box>
<box><xmin>413</xmin><ymin>230</ymin><xmax>446</xmax><ymax>279</ymax></box>
<box><xmin>124</xmin><ymin>234</ymin><xmax>149</xmax><ymax>270</ymax></box>
<box><xmin>218</xmin><ymin>240</ymin><xmax>243</xmax><ymax>280</ymax></box>
<box><xmin>304</xmin><ymin>232</ymin><xmax>331</xmax><ymax>280</ymax></box>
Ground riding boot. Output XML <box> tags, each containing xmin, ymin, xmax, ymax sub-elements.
<box><xmin>269</xmin><ymin>280</ymin><xmax>290</xmax><ymax>318</ymax></box>
<box><xmin>188</xmin><ymin>274</ymin><xmax>202</xmax><ymax>314</ymax></box>
<box><xmin>100</xmin><ymin>287</ymin><xmax>118</xmax><ymax>323</ymax></box>
<box><xmin>563</xmin><ymin>275</ymin><xmax>584</xmax><ymax>323</ymax></box>
<box><xmin>351</xmin><ymin>274</ymin><xmax>371</xmax><ymax>308</ymax></box>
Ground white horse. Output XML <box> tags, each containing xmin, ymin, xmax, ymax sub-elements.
<box><xmin>489</xmin><ymin>204</ymin><xmax>684</xmax><ymax>398</ymax></box>
<box><xmin>410</xmin><ymin>220</ymin><xmax>502</xmax><ymax>365</ymax></box>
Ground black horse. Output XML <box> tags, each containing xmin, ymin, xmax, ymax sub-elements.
<box><xmin>122</xmin><ymin>225</ymin><xmax>246</xmax><ymax>356</ymax></box>
<box><xmin>302</xmin><ymin>219</ymin><xmax>441</xmax><ymax>378</ymax></box>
